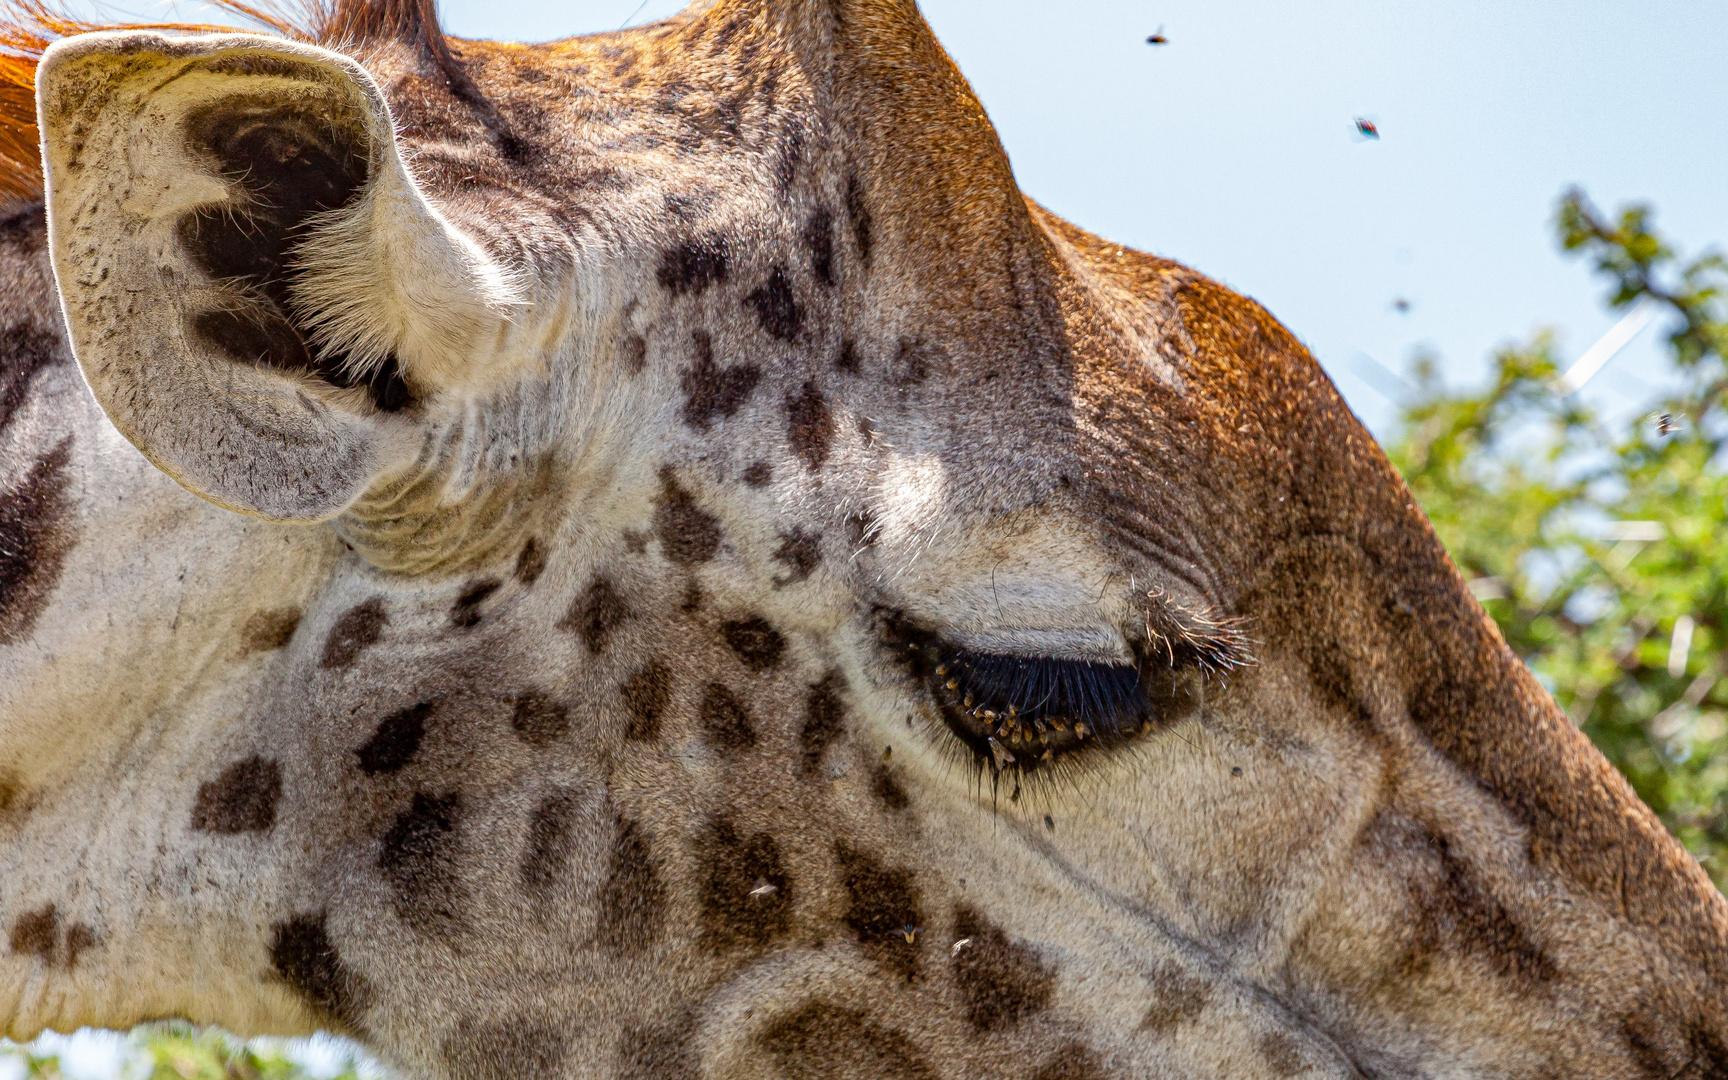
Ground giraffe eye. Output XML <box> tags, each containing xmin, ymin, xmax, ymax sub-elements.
<box><xmin>925</xmin><ymin>648</ymin><xmax>1152</xmax><ymax>774</ymax></box>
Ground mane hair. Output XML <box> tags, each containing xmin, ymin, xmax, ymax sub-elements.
<box><xmin>0</xmin><ymin>0</ymin><xmax>466</xmax><ymax>204</ymax></box>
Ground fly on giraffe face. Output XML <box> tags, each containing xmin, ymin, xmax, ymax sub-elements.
<box><xmin>1</xmin><ymin>1</ymin><xmax>1724</xmax><ymax>1078</ymax></box>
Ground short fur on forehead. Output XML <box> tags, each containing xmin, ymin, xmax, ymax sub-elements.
<box><xmin>0</xmin><ymin>0</ymin><xmax>464</xmax><ymax>203</ymax></box>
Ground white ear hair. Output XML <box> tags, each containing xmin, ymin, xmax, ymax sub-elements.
<box><xmin>288</xmin><ymin>137</ymin><xmax>524</xmax><ymax>391</ymax></box>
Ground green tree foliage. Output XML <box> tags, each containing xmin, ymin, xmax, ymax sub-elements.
<box><xmin>3</xmin><ymin>1027</ymin><xmax>364</xmax><ymax>1080</ymax></box>
<box><xmin>1389</xmin><ymin>190</ymin><xmax>1728</xmax><ymax>887</ymax></box>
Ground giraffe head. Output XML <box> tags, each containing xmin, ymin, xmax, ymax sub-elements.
<box><xmin>3</xmin><ymin>1</ymin><xmax>1724</xmax><ymax>1076</ymax></box>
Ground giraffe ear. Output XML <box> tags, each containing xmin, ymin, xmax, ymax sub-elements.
<box><xmin>35</xmin><ymin>31</ymin><xmax>519</xmax><ymax>523</ymax></box>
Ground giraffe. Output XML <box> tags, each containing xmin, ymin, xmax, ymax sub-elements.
<box><xmin>1</xmin><ymin>0</ymin><xmax>1724</xmax><ymax>1076</ymax></box>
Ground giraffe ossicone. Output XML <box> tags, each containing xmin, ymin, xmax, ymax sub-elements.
<box><xmin>1</xmin><ymin>0</ymin><xmax>1723</xmax><ymax>1076</ymax></box>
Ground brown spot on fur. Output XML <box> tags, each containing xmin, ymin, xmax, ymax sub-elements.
<box><xmin>803</xmin><ymin>208</ymin><xmax>836</xmax><ymax>288</ymax></box>
<box><xmin>521</xmin><ymin>791</ymin><xmax>577</xmax><ymax>895</ymax></box>
<box><xmin>745</xmin><ymin>266</ymin><xmax>803</xmax><ymax>341</ymax></box>
<box><xmin>190</xmin><ymin>756</ymin><xmax>282</xmax><ymax>834</ymax></box>
<box><xmin>615</xmin><ymin>1016</ymin><xmax>699</xmax><ymax>1080</ymax></box>
<box><xmin>1258</xmin><ymin>1030</ymin><xmax>1307</xmax><ymax>1077</ymax></box>
<box><xmin>800</xmin><ymin>671</ymin><xmax>848</xmax><ymax>775</ymax></box>
<box><xmin>699</xmin><ymin>682</ymin><xmax>756</xmax><ymax>752</ymax></box>
<box><xmin>444</xmin><ymin>1018</ymin><xmax>569</xmax><ymax>1080</ymax></box>
<box><xmin>621</xmin><ymin>333</ymin><xmax>648</xmax><ymax>375</ymax></box>
<box><xmin>698</xmin><ymin>816</ymin><xmax>790</xmax><ymax>951</ymax></box>
<box><xmin>720</xmin><ymin>616</ymin><xmax>785</xmax><ymax>671</ymax></box>
<box><xmin>951</xmin><ymin>905</ymin><xmax>1054</xmax><ymax>1031</ymax></box>
<box><xmin>871</xmin><ymin>765</ymin><xmax>909</xmax><ymax>811</ymax></box>
<box><xmin>773</xmin><ymin>527</ymin><xmax>820</xmax><ymax>585</ymax></box>
<box><xmin>622</xmin><ymin>661</ymin><xmax>671</xmax><ymax>741</ymax></box>
<box><xmin>379</xmin><ymin>792</ymin><xmax>463</xmax><ymax>932</ymax></box>
<box><xmin>1</xmin><ymin>325</ymin><xmax>62</xmax><ymax>435</ymax></box>
<box><xmin>759</xmin><ymin>1002</ymin><xmax>936</xmax><ymax>1080</ymax></box>
<box><xmin>1620</xmin><ymin>1012</ymin><xmax>1728</xmax><ymax>1080</ymax></box>
<box><xmin>513</xmin><ymin>538</ymin><xmax>547</xmax><ymax>586</ymax></box>
<box><xmin>356</xmin><ymin>703</ymin><xmax>431</xmax><ymax>776</ymax></box>
<box><xmin>680</xmin><ymin>330</ymin><xmax>761</xmax><ymax>431</ymax></box>
<box><xmin>654</xmin><ymin>468</ymin><xmax>722</xmax><ymax>565</ymax></box>
<box><xmin>8</xmin><ymin>904</ymin><xmax>56</xmax><ymax>963</ymax></box>
<box><xmin>622</xmin><ymin>529</ymin><xmax>649</xmax><ymax>555</ymax></box>
<box><xmin>239</xmin><ymin>608</ymin><xmax>301</xmax><ymax>656</ymax></box>
<box><xmin>0</xmin><ymin>770</ymin><xmax>21</xmax><ymax>822</ymax></box>
<box><xmin>657</xmin><ymin>235</ymin><xmax>730</xmax><ymax>297</ymax></box>
<box><xmin>836</xmin><ymin>844</ymin><xmax>923</xmax><ymax>982</ymax></box>
<box><xmin>681</xmin><ymin>578</ymin><xmax>705</xmax><ymax>615</ymax></box>
<box><xmin>786</xmin><ymin>380</ymin><xmax>835</xmax><ymax>471</ymax></box>
<box><xmin>837</xmin><ymin>338</ymin><xmax>861</xmax><ymax>374</ymax></box>
<box><xmin>847</xmin><ymin>508</ymin><xmax>878</xmax><ymax>548</ymax></box>
<box><xmin>63</xmin><ymin>923</ymin><xmax>96</xmax><ymax>968</ymax></box>
<box><xmin>895</xmin><ymin>337</ymin><xmax>938</xmax><ymax>385</ymax></box>
<box><xmin>269</xmin><ymin>913</ymin><xmax>370</xmax><ymax>1031</ymax></box>
<box><xmin>598</xmin><ymin>815</ymin><xmax>667</xmax><ymax>954</ymax></box>
<box><xmin>451</xmin><ymin>578</ymin><xmax>502</xmax><ymax>629</ymax></box>
<box><xmin>741</xmin><ymin>461</ymin><xmax>773</xmax><ymax>487</ymax></box>
<box><xmin>1139</xmin><ymin>961</ymin><xmax>1209</xmax><ymax>1032</ymax></box>
<box><xmin>510</xmin><ymin>692</ymin><xmax>570</xmax><ymax>746</ymax></box>
<box><xmin>321</xmin><ymin>599</ymin><xmax>387</xmax><ymax>669</ymax></box>
<box><xmin>1373</xmin><ymin>812</ymin><xmax>1555</xmax><ymax>986</ymax></box>
<box><xmin>845</xmin><ymin>172</ymin><xmax>873</xmax><ymax>267</ymax></box>
<box><xmin>0</xmin><ymin>439</ymin><xmax>74</xmax><ymax>646</ymax></box>
<box><xmin>563</xmin><ymin>574</ymin><xmax>630</xmax><ymax>653</ymax></box>
<box><xmin>1029</xmin><ymin>1044</ymin><xmax>1107</xmax><ymax>1080</ymax></box>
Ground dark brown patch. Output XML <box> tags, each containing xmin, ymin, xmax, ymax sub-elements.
<box><xmin>847</xmin><ymin>508</ymin><xmax>878</xmax><ymax>548</ymax></box>
<box><xmin>444</xmin><ymin>1018</ymin><xmax>569</xmax><ymax>1080</ymax></box>
<box><xmin>845</xmin><ymin>172</ymin><xmax>873</xmax><ymax>267</ymax></box>
<box><xmin>451</xmin><ymin>578</ymin><xmax>502</xmax><ymax>629</ymax></box>
<box><xmin>510</xmin><ymin>692</ymin><xmax>570</xmax><ymax>747</ymax></box>
<box><xmin>894</xmin><ymin>337</ymin><xmax>937</xmax><ymax>385</ymax></box>
<box><xmin>356</xmin><ymin>703</ymin><xmax>431</xmax><ymax>776</ymax></box>
<box><xmin>1620</xmin><ymin>1013</ymin><xmax>1728</xmax><ymax>1080</ymax></box>
<box><xmin>741</xmin><ymin>461</ymin><xmax>773</xmax><ymax>487</ymax></box>
<box><xmin>698</xmin><ymin>816</ymin><xmax>791</xmax><ymax>952</ymax></box>
<box><xmin>1139</xmin><ymin>961</ymin><xmax>1209</xmax><ymax>1033</ymax></box>
<box><xmin>320</xmin><ymin>598</ymin><xmax>387</xmax><ymax>669</ymax></box>
<box><xmin>657</xmin><ymin>235</ymin><xmax>730</xmax><ymax>296</ymax></box>
<box><xmin>836</xmin><ymin>338</ymin><xmax>861</xmax><ymax>374</ymax></box>
<box><xmin>759</xmin><ymin>1002</ymin><xmax>936</xmax><ymax>1080</ymax></box>
<box><xmin>190</xmin><ymin>756</ymin><xmax>283</xmax><ymax>834</ymax></box>
<box><xmin>773</xmin><ymin>527</ymin><xmax>821</xmax><ymax>586</ymax></box>
<box><xmin>0</xmin><ymin>770</ymin><xmax>21</xmax><ymax>822</ymax></box>
<box><xmin>378</xmin><ymin>792</ymin><xmax>463</xmax><ymax>931</ymax></box>
<box><xmin>681</xmin><ymin>578</ymin><xmax>705</xmax><ymax>614</ymax></box>
<box><xmin>621</xmin><ymin>661</ymin><xmax>672</xmax><ymax>742</ymax></box>
<box><xmin>622</xmin><ymin>529</ymin><xmax>649</xmax><ymax>555</ymax></box>
<box><xmin>563</xmin><ymin>574</ymin><xmax>630</xmax><ymax>654</ymax></box>
<box><xmin>680</xmin><ymin>330</ymin><xmax>762</xmax><ymax>431</ymax></box>
<box><xmin>513</xmin><ymin>538</ymin><xmax>547</xmax><ymax>586</ymax></box>
<box><xmin>803</xmin><ymin>208</ymin><xmax>836</xmax><ymax>288</ymax></box>
<box><xmin>598</xmin><ymin>816</ymin><xmax>667</xmax><ymax>954</ymax></box>
<box><xmin>239</xmin><ymin>608</ymin><xmax>302</xmax><ymax>656</ymax></box>
<box><xmin>269</xmin><ymin>913</ymin><xmax>370</xmax><ymax>1031</ymax></box>
<box><xmin>800</xmin><ymin>671</ymin><xmax>848</xmax><ymax>775</ymax></box>
<box><xmin>836</xmin><ymin>844</ymin><xmax>923</xmax><ymax>982</ymax></box>
<box><xmin>1377</xmin><ymin>813</ymin><xmax>1555</xmax><ymax>985</ymax></box>
<box><xmin>1258</xmin><ymin>1030</ymin><xmax>1307</xmax><ymax>1077</ymax></box>
<box><xmin>621</xmin><ymin>333</ymin><xmax>648</xmax><ymax>375</ymax></box>
<box><xmin>63</xmin><ymin>923</ymin><xmax>97</xmax><ymax>968</ymax></box>
<box><xmin>1029</xmin><ymin>1044</ymin><xmax>1107</xmax><ymax>1080</ymax></box>
<box><xmin>520</xmin><ymin>790</ymin><xmax>577</xmax><ymax>895</ymax></box>
<box><xmin>0</xmin><ymin>325</ymin><xmax>62</xmax><ymax>435</ymax></box>
<box><xmin>745</xmin><ymin>266</ymin><xmax>803</xmax><ymax>341</ymax></box>
<box><xmin>856</xmin><ymin>414</ymin><xmax>877</xmax><ymax>444</ymax></box>
<box><xmin>786</xmin><ymin>380</ymin><xmax>835</xmax><ymax>471</ymax></box>
<box><xmin>871</xmin><ymin>765</ymin><xmax>910</xmax><ymax>811</ymax></box>
<box><xmin>951</xmin><ymin>905</ymin><xmax>1054</xmax><ymax>1031</ymax></box>
<box><xmin>699</xmin><ymin>682</ymin><xmax>756</xmax><ymax>752</ymax></box>
<box><xmin>0</xmin><ymin>439</ymin><xmax>73</xmax><ymax>646</ymax></box>
<box><xmin>615</xmin><ymin>1016</ymin><xmax>699</xmax><ymax>1080</ymax></box>
<box><xmin>720</xmin><ymin>616</ymin><xmax>785</xmax><ymax>671</ymax></box>
<box><xmin>654</xmin><ymin>468</ymin><xmax>723</xmax><ymax>565</ymax></box>
<box><xmin>8</xmin><ymin>904</ymin><xmax>56</xmax><ymax>964</ymax></box>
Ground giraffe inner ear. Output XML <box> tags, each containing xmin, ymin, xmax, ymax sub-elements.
<box><xmin>36</xmin><ymin>31</ymin><xmax>516</xmax><ymax>522</ymax></box>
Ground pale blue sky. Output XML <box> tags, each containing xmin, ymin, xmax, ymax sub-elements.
<box><xmin>425</xmin><ymin>0</ymin><xmax>1728</xmax><ymax>436</ymax></box>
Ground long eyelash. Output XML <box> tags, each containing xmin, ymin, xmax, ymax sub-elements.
<box><xmin>945</xmin><ymin>652</ymin><xmax>1149</xmax><ymax>740</ymax></box>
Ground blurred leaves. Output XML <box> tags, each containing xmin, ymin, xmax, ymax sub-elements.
<box><xmin>1391</xmin><ymin>189</ymin><xmax>1728</xmax><ymax>887</ymax></box>
<box><xmin>2</xmin><ymin>1027</ymin><xmax>363</xmax><ymax>1080</ymax></box>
